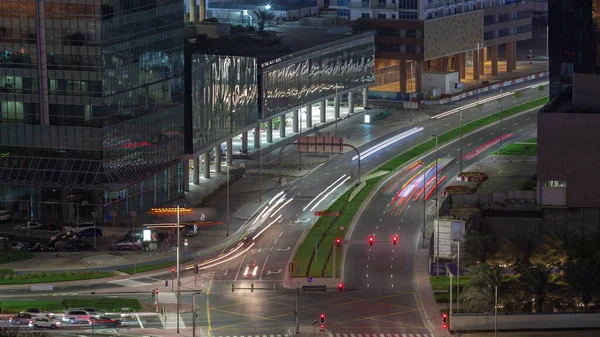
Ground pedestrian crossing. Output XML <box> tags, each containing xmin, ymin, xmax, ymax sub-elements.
<box><xmin>327</xmin><ymin>333</ymin><xmax>434</xmax><ymax>337</ymax></box>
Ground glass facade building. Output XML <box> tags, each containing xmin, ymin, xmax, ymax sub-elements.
<box><xmin>0</xmin><ymin>0</ymin><xmax>185</xmax><ymax>222</ymax></box>
<box><xmin>190</xmin><ymin>54</ymin><xmax>258</xmax><ymax>154</ymax></box>
<box><xmin>260</xmin><ymin>34</ymin><xmax>375</xmax><ymax>119</ymax></box>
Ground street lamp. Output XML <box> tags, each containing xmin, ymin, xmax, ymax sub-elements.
<box><xmin>459</xmin><ymin>108</ymin><xmax>463</xmax><ymax>173</ymax></box>
<box><xmin>192</xmin><ymin>292</ymin><xmax>202</xmax><ymax>337</ymax></box>
<box><xmin>476</xmin><ymin>42</ymin><xmax>481</xmax><ymax>96</ymax></box>
<box><xmin>499</xmin><ymin>88</ymin><xmax>504</xmax><ymax>153</ymax></box>
<box><xmin>334</xmin><ymin>83</ymin><xmax>339</xmax><ymax>135</ymax></box>
<box><xmin>432</xmin><ymin>135</ymin><xmax>439</xmax><ymax>277</ymax></box>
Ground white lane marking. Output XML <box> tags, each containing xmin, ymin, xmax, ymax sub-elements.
<box><xmin>234</xmin><ymin>254</ymin><xmax>247</xmax><ymax>281</ymax></box>
<box><xmin>259</xmin><ymin>254</ymin><xmax>270</xmax><ymax>281</ymax></box>
<box><xmin>513</xmin><ymin>122</ymin><xmax>519</xmax><ymax>126</ymax></box>
<box><xmin>366</xmin><ymin>274</ymin><xmax>369</xmax><ymax>278</ymax></box>
<box><xmin>479</xmin><ymin>137</ymin><xmax>483</xmax><ymax>140</ymax></box>
<box><xmin>136</xmin><ymin>315</ymin><xmax>144</xmax><ymax>328</ymax></box>
<box><xmin>279</xmin><ymin>231</ymin><xmax>284</xmax><ymax>237</ymax></box>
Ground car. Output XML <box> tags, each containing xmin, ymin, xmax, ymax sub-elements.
<box><xmin>21</xmin><ymin>308</ymin><xmax>51</xmax><ymax>317</ymax></box>
<box><xmin>0</xmin><ymin>210</ymin><xmax>10</xmax><ymax>222</ymax></box>
<box><xmin>14</xmin><ymin>222</ymin><xmax>44</xmax><ymax>230</ymax></box>
<box><xmin>63</xmin><ymin>222</ymin><xmax>95</xmax><ymax>233</ymax></box>
<box><xmin>65</xmin><ymin>239</ymin><xmax>94</xmax><ymax>252</ymax></box>
<box><xmin>26</xmin><ymin>242</ymin><xmax>44</xmax><ymax>252</ymax></box>
<box><xmin>29</xmin><ymin>317</ymin><xmax>60</xmax><ymax>329</ymax></box>
<box><xmin>50</xmin><ymin>231</ymin><xmax>76</xmax><ymax>243</ymax></box>
<box><xmin>182</xmin><ymin>224</ymin><xmax>198</xmax><ymax>237</ymax></box>
<box><xmin>76</xmin><ymin>228</ymin><xmax>103</xmax><ymax>238</ymax></box>
<box><xmin>110</xmin><ymin>239</ymin><xmax>142</xmax><ymax>251</ymax></box>
<box><xmin>9</xmin><ymin>313</ymin><xmax>34</xmax><ymax>325</ymax></box>
<box><xmin>71</xmin><ymin>308</ymin><xmax>104</xmax><ymax>316</ymax></box>
<box><xmin>36</xmin><ymin>224</ymin><xmax>64</xmax><ymax>231</ymax></box>
<box><xmin>10</xmin><ymin>242</ymin><xmax>26</xmax><ymax>251</ymax></box>
<box><xmin>243</xmin><ymin>259</ymin><xmax>258</xmax><ymax>278</ymax></box>
<box><xmin>88</xmin><ymin>316</ymin><xmax>121</xmax><ymax>327</ymax></box>
<box><xmin>62</xmin><ymin>309</ymin><xmax>98</xmax><ymax>323</ymax></box>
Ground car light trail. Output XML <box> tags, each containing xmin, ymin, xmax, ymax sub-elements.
<box><xmin>413</xmin><ymin>176</ymin><xmax>436</xmax><ymax>201</ymax></box>
<box><xmin>424</xmin><ymin>176</ymin><xmax>447</xmax><ymax>200</ymax></box>
<box><xmin>252</xmin><ymin>215</ymin><xmax>282</xmax><ymax>240</ymax></box>
<box><xmin>194</xmin><ymin>241</ymin><xmax>245</xmax><ymax>268</ymax></box>
<box><xmin>432</xmin><ymin>91</ymin><xmax>516</xmax><ymax>119</ymax></box>
<box><xmin>303</xmin><ymin>175</ymin><xmax>347</xmax><ymax>211</ymax></box>
<box><xmin>270</xmin><ymin>198</ymin><xmax>294</xmax><ymax>217</ymax></box>
<box><xmin>352</xmin><ymin>127</ymin><xmax>424</xmax><ymax>161</ymax></box>
<box><xmin>269</xmin><ymin>191</ymin><xmax>284</xmax><ymax>205</ymax></box>
<box><xmin>198</xmin><ymin>242</ymin><xmax>255</xmax><ymax>270</ymax></box>
<box><xmin>463</xmin><ymin>134</ymin><xmax>513</xmax><ymax>160</ymax></box>
<box><xmin>310</xmin><ymin>175</ymin><xmax>351</xmax><ymax>212</ymax></box>
<box><xmin>380</xmin><ymin>160</ymin><xmax>424</xmax><ymax>194</ymax></box>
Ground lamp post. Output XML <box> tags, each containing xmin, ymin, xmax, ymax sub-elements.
<box><xmin>226</xmin><ymin>160</ymin><xmax>230</xmax><ymax>237</ymax></box>
<box><xmin>476</xmin><ymin>42</ymin><xmax>481</xmax><ymax>96</ymax></box>
<box><xmin>260</xmin><ymin>144</ymin><xmax>263</xmax><ymax>202</ymax></box>
<box><xmin>499</xmin><ymin>88</ymin><xmax>504</xmax><ymax>153</ymax></box>
<box><xmin>421</xmin><ymin>163</ymin><xmax>426</xmax><ymax>249</ymax></box>
<box><xmin>176</xmin><ymin>205</ymin><xmax>181</xmax><ymax>333</ymax></box>
<box><xmin>130</xmin><ymin>211</ymin><xmax>137</xmax><ymax>274</ymax></box>
<box><xmin>192</xmin><ymin>292</ymin><xmax>202</xmax><ymax>337</ymax></box>
<box><xmin>459</xmin><ymin>108</ymin><xmax>463</xmax><ymax>173</ymax></box>
<box><xmin>433</xmin><ymin>135</ymin><xmax>439</xmax><ymax>277</ymax></box>
<box><xmin>334</xmin><ymin>83</ymin><xmax>339</xmax><ymax>135</ymax></box>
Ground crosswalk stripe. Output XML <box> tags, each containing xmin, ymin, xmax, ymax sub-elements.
<box><xmin>409</xmin><ymin>334</ymin><xmax>414</xmax><ymax>337</ymax></box>
<box><xmin>351</xmin><ymin>334</ymin><xmax>356</xmax><ymax>337</ymax></box>
<box><xmin>400</xmin><ymin>334</ymin><xmax>406</xmax><ymax>337</ymax></box>
<box><xmin>344</xmin><ymin>334</ymin><xmax>348</xmax><ymax>337</ymax></box>
<box><xmin>358</xmin><ymin>334</ymin><xmax>363</xmax><ymax>337</ymax></box>
<box><xmin>277</xmin><ymin>335</ymin><xmax>282</xmax><ymax>337</ymax></box>
<box><xmin>380</xmin><ymin>334</ymin><xmax>385</xmax><ymax>337</ymax></box>
<box><xmin>395</xmin><ymin>334</ymin><xmax>401</xmax><ymax>337</ymax></box>
<box><xmin>387</xmin><ymin>334</ymin><xmax>392</xmax><ymax>337</ymax></box>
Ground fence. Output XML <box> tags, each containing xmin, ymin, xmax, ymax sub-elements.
<box><xmin>449</xmin><ymin>190</ymin><xmax>536</xmax><ymax>208</ymax></box>
<box><xmin>451</xmin><ymin>312</ymin><xmax>600</xmax><ymax>332</ymax></box>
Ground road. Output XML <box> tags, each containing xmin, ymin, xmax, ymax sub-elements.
<box><xmin>0</xmin><ymin>85</ymin><xmax>545</xmax><ymax>337</ymax></box>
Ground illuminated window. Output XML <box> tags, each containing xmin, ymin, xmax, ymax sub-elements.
<box><xmin>544</xmin><ymin>181</ymin><xmax>566</xmax><ymax>187</ymax></box>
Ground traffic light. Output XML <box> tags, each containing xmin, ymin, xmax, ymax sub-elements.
<box><xmin>442</xmin><ymin>313</ymin><xmax>448</xmax><ymax>329</ymax></box>
<box><xmin>335</xmin><ymin>238</ymin><xmax>341</xmax><ymax>247</ymax></box>
<box><xmin>320</xmin><ymin>324</ymin><xmax>325</xmax><ymax>330</ymax></box>
<box><xmin>171</xmin><ymin>268</ymin><xmax>175</xmax><ymax>274</ymax></box>
<box><xmin>152</xmin><ymin>289</ymin><xmax>156</xmax><ymax>299</ymax></box>
<box><xmin>338</xmin><ymin>282</ymin><xmax>343</xmax><ymax>292</ymax></box>
<box><xmin>194</xmin><ymin>264</ymin><xmax>199</xmax><ymax>274</ymax></box>
<box><xmin>155</xmin><ymin>288</ymin><xmax>159</xmax><ymax>295</ymax></box>
<box><xmin>368</xmin><ymin>236</ymin><xmax>374</xmax><ymax>245</ymax></box>
<box><xmin>392</xmin><ymin>235</ymin><xmax>398</xmax><ymax>245</ymax></box>
<box><xmin>320</xmin><ymin>313</ymin><xmax>325</xmax><ymax>323</ymax></box>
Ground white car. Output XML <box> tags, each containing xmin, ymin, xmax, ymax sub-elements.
<box><xmin>29</xmin><ymin>317</ymin><xmax>60</xmax><ymax>329</ymax></box>
<box><xmin>243</xmin><ymin>259</ymin><xmax>258</xmax><ymax>278</ymax></box>
<box><xmin>63</xmin><ymin>222</ymin><xmax>95</xmax><ymax>233</ymax></box>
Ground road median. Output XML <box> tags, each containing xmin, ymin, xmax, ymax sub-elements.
<box><xmin>290</xmin><ymin>96</ymin><xmax>548</xmax><ymax>279</ymax></box>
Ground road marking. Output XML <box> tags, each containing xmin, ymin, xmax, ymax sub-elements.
<box><xmin>366</xmin><ymin>265</ymin><xmax>369</xmax><ymax>268</ymax></box>
<box><xmin>390</xmin><ymin>265</ymin><xmax>393</xmax><ymax>268</ymax></box>
<box><xmin>306</xmin><ymin>185</ymin><xmax>310</xmax><ymax>189</ymax></box>
<box><xmin>279</xmin><ymin>231</ymin><xmax>284</xmax><ymax>237</ymax></box>
<box><xmin>274</xmin><ymin>239</ymin><xmax>278</xmax><ymax>245</ymax></box>
<box><xmin>519</xmin><ymin>129</ymin><xmax>523</xmax><ymax>132</ymax></box>
<box><xmin>234</xmin><ymin>254</ymin><xmax>246</xmax><ymax>281</ymax></box>
<box><xmin>376</xmin><ymin>226</ymin><xmax>378</xmax><ymax>229</ymax></box>
<box><xmin>531</xmin><ymin>124</ymin><xmax>535</xmax><ymax>127</ymax></box>
<box><xmin>206</xmin><ymin>272</ymin><xmax>214</xmax><ymax>337</ymax></box>
<box><xmin>336</xmin><ymin>166</ymin><xmax>339</xmax><ymax>169</ymax></box>
<box><xmin>366</xmin><ymin>274</ymin><xmax>368</xmax><ymax>278</ymax></box>
<box><xmin>136</xmin><ymin>315</ymin><xmax>144</xmax><ymax>329</ymax></box>
<box><xmin>513</xmin><ymin>122</ymin><xmax>519</xmax><ymax>126</ymax></box>
<box><xmin>490</xmin><ymin>132</ymin><xmax>495</xmax><ymax>135</ymax></box>
<box><xmin>526</xmin><ymin>117</ymin><xmax>531</xmax><ymax>121</ymax></box>
<box><xmin>390</xmin><ymin>257</ymin><xmax>393</xmax><ymax>260</ymax></box>
<box><xmin>367</xmin><ymin>256</ymin><xmax>370</xmax><ymax>260</ymax></box>
<box><xmin>259</xmin><ymin>254</ymin><xmax>270</xmax><ymax>281</ymax></box>
<box><xmin>456</xmin><ymin>148</ymin><xmax>460</xmax><ymax>152</ymax></box>
<box><xmin>390</xmin><ymin>274</ymin><xmax>393</xmax><ymax>278</ymax></box>
<box><xmin>479</xmin><ymin>137</ymin><xmax>483</xmax><ymax>140</ymax></box>
<box><xmin>467</xmin><ymin>143</ymin><xmax>472</xmax><ymax>146</ymax></box>
<box><xmin>367</xmin><ymin>283</ymin><xmax>369</xmax><ymax>287</ymax></box>
<box><xmin>391</xmin><ymin>284</ymin><xmax>394</xmax><ymax>288</ymax></box>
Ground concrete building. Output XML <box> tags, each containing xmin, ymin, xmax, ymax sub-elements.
<box><xmin>200</xmin><ymin>0</ymin><xmax>319</xmax><ymax>25</ymax></box>
<box><xmin>0</xmin><ymin>0</ymin><xmax>185</xmax><ymax>222</ymax></box>
<box><xmin>183</xmin><ymin>29</ymin><xmax>375</xmax><ymax>184</ymax></box>
<box><xmin>537</xmin><ymin>0</ymin><xmax>600</xmax><ymax>208</ymax></box>
<box><xmin>333</xmin><ymin>0</ymin><xmax>534</xmax><ymax>94</ymax></box>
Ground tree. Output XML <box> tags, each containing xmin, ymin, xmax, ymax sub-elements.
<box><xmin>462</xmin><ymin>231</ymin><xmax>496</xmax><ymax>267</ymax></box>
<box><xmin>499</xmin><ymin>233</ymin><xmax>536</xmax><ymax>273</ymax></box>
<box><xmin>462</xmin><ymin>264</ymin><xmax>505</xmax><ymax>313</ymax></box>
<box><xmin>519</xmin><ymin>265</ymin><xmax>554</xmax><ymax>313</ymax></box>
<box><xmin>562</xmin><ymin>258</ymin><xmax>600</xmax><ymax>312</ymax></box>
<box><xmin>534</xmin><ymin>229</ymin><xmax>583</xmax><ymax>268</ymax></box>
<box><xmin>253</xmin><ymin>9</ymin><xmax>275</xmax><ymax>33</ymax></box>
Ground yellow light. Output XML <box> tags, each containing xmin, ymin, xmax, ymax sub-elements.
<box><xmin>149</xmin><ymin>207</ymin><xmax>193</xmax><ymax>214</ymax></box>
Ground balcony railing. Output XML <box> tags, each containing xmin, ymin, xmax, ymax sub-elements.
<box><xmin>349</xmin><ymin>2</ymin><xmax>370</xmax><ymax>8</ymax></box>
<box><xmin>371</xmin><ymin>2</ymin><xmax>397</xmax><ymax>10</ymax></box>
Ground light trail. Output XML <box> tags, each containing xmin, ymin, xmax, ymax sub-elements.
<box><xmin>197</xmin><ymin>242</ymin><xmax>255</xmax><ymax>270</ymax></box>
<box><xmin>432</xmin><ymin>91</ymin><xmax>516</xmax><ymax>119</ymax></box>
<box><xmin>463</xmin><ymin>133</ymin><xmax>514</xmax><ymax>160</ymax></box>
<box><xmin>310</xmin><ymin>175</ymin><xmax>351</xmax><ymax>212</ymax></box>
<box><xmin>424</xmin><ymin>176</ymin><xmax>447</xmax><ymax>200</ymax></box>
<box><xmin>302</xmin><ymin>175</ymin><xmax>347</xmax><ymax>212</ymax></box>
<box><xmin>352</xmin><ymin>127</ymin><xmax>424</xmax><ymax>161</ymax></box>
<box><xmin>252</xmin><ymin>215</ymin><xmax>282</xmax><ymax>241</ymax></box>
<box><xmin>270</xmin><ymin>198</ymin><xmax>294</xmax><ymax>218</ymax></box>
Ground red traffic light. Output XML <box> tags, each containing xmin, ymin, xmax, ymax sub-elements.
<box><xmin>392</xmin><ymin>235</ymin><xmax>398</xmax><ymax>245</ymax></box>
<box><xmin>171</xmin><ymin>268</ymin><xmax>175</xmax><ymax>273</ymax></box>
<box><xmin>320</xmin><ymin>313</ymin><xmax>325</xmax><ymax>323</ymax></box>
<box><xmin>338</xmin><ymin>282</ymin><xmax>343</xmax><ymax>292</ymax></box>
<box><xmin>368</xmin><ymin>236</ymin><xmax>374</xmax><ymax>245</ymax></box>
<box><xmin>320</xmin><ymin>314</ymin><xmax>325</xmax><ymax>319</ymax></box>
<box><xmin>320</xmin><ymin>324</ymin><xmax>325</xmax><ymax>329</ymax></box>
<box><xmin>443</xmin><ymin>323</ymin><xmax>448</xmax><ymax>329</ymax></box>
<box><xmin>335</xmin><ymin>238</ymin><xmax>341</xmax><ymax>247</ymax></box>
<box><xmin>155</xmin><ymin>288</ymin><xmax>159</xmax><ymax>294</ymax></box>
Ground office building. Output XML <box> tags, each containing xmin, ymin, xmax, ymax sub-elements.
<box><xmin>0</xmin><ymin>0</ymin><xmax>185</xmax><ymax>222</ymax></box>
<box><xmin>537</xmin><ymin>0</ymin><xmax>600</xmax><ymax>207</ymax></box>
<box><xmin>338</xmin><ymin>0</ymin><xmax>533</xmax><ymax>93</ymax></box>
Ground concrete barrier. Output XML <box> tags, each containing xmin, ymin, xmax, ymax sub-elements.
<box><xmin>451</xmin><ymin>312</ymin><xmax>600</xmax><ymax>331</ymax></box>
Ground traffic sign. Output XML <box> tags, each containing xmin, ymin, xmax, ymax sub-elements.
<box><xmin>339</xmin><ymin>226</ymin><xmax>345</xmax><ymax>231</ymax></box>
<box><xmin>312</xmin><ymin>318</ymin><xmax>317</xmax><ymax>325</ymax></box>
<box><xmin>121</xmin><ymin>307</ymin><xmax>130</xmax><ymax>311</ymax></box>
<box><xmin>307</xmin><ymin>277</ymin><xmax>313</xmax><ymax>283</ymax></box>
<box><xmin>184</xmin><ymin>239</ymin><xmax>189</xmax><ymax>246</ymax></box>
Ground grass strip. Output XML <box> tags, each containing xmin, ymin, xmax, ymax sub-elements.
<box><xmin>0</xmin><ymin>298</ymin><xmax>142</xmax><ymax>314</ymax></box>
<box><xmin>0</xmin><ymin>271</ymin><xmax>114</xmax><ymax>285</ymax></box>
<box><xmin>491</xmin><ymin>137</ymin><xmax>537</xmax><ymax>156</ymax></box>
<box><xmin>0</xmin><ymin>249</ymin><xmax>34</xmax><ymax>264</ymax></box>
<box><xmin>117</xmin><ymin>258</ymin><xmax>193</xmax><ymax>274</ymax></box>
<box><xmin>430</xmin><ymin>276</ymin><xmax>470</xmax><ymax>291</ymax></box>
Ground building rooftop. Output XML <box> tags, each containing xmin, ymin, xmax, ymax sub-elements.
<box><xmin>186</xmin><ymin>24</ymin><xmax>358</xmax><ymax>64</ymax></box>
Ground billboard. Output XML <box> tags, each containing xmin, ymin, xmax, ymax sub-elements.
<box><xmin>434</xmin><ymin>219</ymin><xmax>465</xmax><ymax>259</ymax></box>
<box><xmin>424</xmin><ymin>11</ymin><xmax>483</xmax><ymax>60</ymax></box>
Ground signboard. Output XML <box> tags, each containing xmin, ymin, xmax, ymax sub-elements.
<box><xmin>434</xmin><ymin>219</ymin><xmax>465</xmax><ymax>259</ymax></box>
<box><xmin>308</xmin><ymin>277</ymin><xmax>313</xmax><ymax>283</ymax></box>
<box><xmin>143</xmin><ymin>229</ymin><xmax>152</xmax><ymax>242</ymax></box>
<box><xmin>298</xmin><ymin>136</ymin><xmax>344</xmax><ymax>154</ymax></box>
<box><xmin>314</xmin><ymin>211</ymin><xmax>340</xmax><ymax>217</ymax></box>
<box><xmin>339</xmin><ymin>226</ymin><xmax>345</xmax><ymax>231</ymax></box>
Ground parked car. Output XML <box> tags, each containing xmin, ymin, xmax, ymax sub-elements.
<box><xmin>63</xmin><ymin>222</ymin><xmax>95</xmax><ymax>233</ymax></box>
<box><xmin>50</xmin><ymin>231</ymin><xmax>76</xmax><ymax>243</ymax></box>
<box><xmin>36</xmin><ymin>224</ymin><xmax>63</xmax><ymax>231</ymax></box>
<box><xmin>10</xmin><ymin>242</ymin><xmax>26</xmax><ymax>251</ymax></box>
<box><xmin>110</xmin><ymin>239</ymin><xmax>142</xmax><ymax>251</ymax></box>
<box><xmin>88</xmin><ymin>316</ymin><xmax>121</xmax><ymax>327</ymax></box>
<box><xmin>27</xmin><ymin>242</ymin><xmax>44</xmax><ymax>252</ymax></box>
<box><xmin>29</xmin><ymin>317</ymin><xmax>60</xmax><ymax>329</ymax></box>
<box><xmin>62</xmin><ymin>309</ymin><xmax>98</xmax><ymax>323</ymax></box>
<box><xmin>182</xmin><ymin>224</ymin><xmax>198</xmax><ymax>237</ymax></box>
<box><xmin>76</xmin><ymin>228</ymin><xmax>103</xmax><ymax>238</ymax></box>
<box><xmin>9</xmin><ymin>313</ymin><xmax>34</xmax><ymax>325</ymax></box>
<box><xmin>65</xmin><ymin>239</ymin><xmax>94</xmax><ymax>252</ymax></box>
<box><xmin>14</xmin><ymin>222</ymin><xmax>44</xmax><ymax>230</ymax></box>
<box><xmin>21</xmin><ymin>308</ymin><xmax>51</xmax><ymax>317</ymax></box>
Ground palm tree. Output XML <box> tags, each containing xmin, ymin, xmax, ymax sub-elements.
<box><xmin>562</xmin><ymin>258</ymin><xmax>600</xmax><ymax>312</ymax></box>
<box><xmin>461</xmin><ymin>231</ymin><xmax>496</xmax><ymax>267</ymax></box>
<box><xmin>253</xmin><ymin>9</ymin><xmax>275</xmax><ymax>33</ymax></box>
<box><xmin>519</xmin><ymin>265</ymin><xmax>553</xmax><ymax>313</ymax></box>
<box><xmin>534</xmin><ymin>229</ymin><xmax>582</xmax><ymax>268</ymax></box>
<box><xmin>499</xmin><ymin>233</ymin><xmax>536</xmax><ymax>273</ymax></box>
<box><xmin>462</xmin><ymin>264</ymin><xmax>505</xmax><ymax>313</ymax></box>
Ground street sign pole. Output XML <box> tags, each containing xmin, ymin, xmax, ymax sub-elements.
<box><xmin>332</xmin><ymin>241</ymin><xmax>336</xmax><ymax>280</ymax></box>
<box><xmin>91</xmin><ymin>211</ymin><xmax>97</xmax><ymax>249</ymax></box>
<box><xmin>295</xmin><ymin>287</ymin><xmax>300</xmax><ymax>334</ymax></box>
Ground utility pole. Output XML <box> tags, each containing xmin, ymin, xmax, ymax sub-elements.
<box><xmin>226</xmin><ymin>161</ymin><xmax>230</xmax><ymax>237</ymax></box>
<box><xmin>433</xmin><ymin>135</ymin><xmax>439</xmax><ymax>277</ymax></box>
<box><xmin>422</xmin><ymin>164</ymin><xmax>426</xmax><ymax>249</ymax></box>
<box><xmin>192</xmin><ymin>292</ymin><xmax>202</xmax><ymax>337</ymax></box>
<box><xmin>494</xmin><ymin>285</ymin><xmax>498</xmax><ymax>337</ymax></box>
<box><xmin>499</xmin><ymin>88</ymin><xmax>504</xmax><ymax>153</ymax></box>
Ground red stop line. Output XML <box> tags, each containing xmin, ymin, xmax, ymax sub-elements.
<box><xmin>462</xmin><ymin>133</ymin><xmax>514</xmax><ymax>161</ymax></box>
